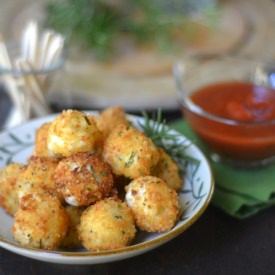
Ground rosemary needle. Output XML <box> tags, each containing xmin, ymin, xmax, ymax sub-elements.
<box><xmin>139</xmin><ymin>109</ymin><xmax>200</xmax><ymax>174</ymax></box>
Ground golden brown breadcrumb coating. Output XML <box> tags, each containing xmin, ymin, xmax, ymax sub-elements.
<box><xmin>16</xmin><ymin>156</ymin><xmax>61</xmax><ymax>201</ymax></box>
<box><xmin>0</xmin><ymin>163</ymin><xmax>25</xmax><ymax>216</ymax></box>
<box><xmin>103</xmin><ymin>123</ymin><xmax>159</xmax><ymax>179</ymax></box>
<box><xmin>13</xmin><ymin>192</ymin><xmax>68</xmax><ymax>249</ymax></box>
<box><xmin>78</xmin><ymin>198</ymin><xmax>136</xmax><ymax>251</ymax></box>
<box><xmin>59</xmin><ymin>205</ymin><xmax>85</xmax><ymax>249</ymax></box>
<box><xmin>95</xmin><ymin>106</ymin><xmax>128</xmax><ymax>138</ymax></box>
<box><xmin>33</xmin><ymin>122</ymin><xmax>52</xmax><ymax>157</ymax></box>
<box><xmin>153</xmin><ymin>148</ymin><xmax>183</xmax><ymax>191</ymax></box>
<box><xmin>125</xmin><ymin>176</ymin><xmax>179</xmax><ymax>233</ymax></box>
<box><xmin>47</xmin><ymin>110</ymin><xmax>101</xmax><ymax>157</ymax></box>
<box><xmin>54</xmin><ymin>152</ymin><xmax>114</xmax><ymax>206</ymax></box>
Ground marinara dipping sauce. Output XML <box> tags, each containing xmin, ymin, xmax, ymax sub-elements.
<box><xmin>182</xmin><ymin>81</ymin><xmax>275</xmax><ymax>167</ymax></box>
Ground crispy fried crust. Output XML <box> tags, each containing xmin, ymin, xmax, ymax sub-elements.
<box><xmin>59</xmin><ymin>205</ymin><xmax>85</xmax><ymax>249</ymax></box>
<box><xmin>0</xmin><ymin>163</ymin><xmax>25</xmax><ymax>216</ymax></box>
<box><xmin>47</xmin><ymin>110</ymin><xmax>101</xmax><ymax>157</ymax></box>
<box><xmin>95</xmin><ymin>106</ymin><xmax>128</xmax><ymax>139</ymax></box>
<box><xmin>78</xmin><ymin>198</ymin><xmax>136</xmax><ymax>251</ymax></box>
<box><xmin>54</xmin><ymin>153</ymin><xmax>114</xmax><ymax>206</ymax></box>
<box><xmin>13</xmin><ymin>192</ymin><xmax>69</xmax><ymax>250</ymax></box>
<box><xmin>103</xmin><ymin>123</ymin><xmax>159</xmax><ymax>179</ymax></box>
<box><xmin>33</xmin><ymin>122</ymin><xmax>52</xmax><ymax>157</ymax></box>
<box><xmin>153</xmin><ymin>148</ymin><xmax>183</xmax><ymax>191</ymax></box>
<box><xmin>125</xmin><ymin>176</ymin><xmax>179</xmax><ymax>233</ymax></box>
<box><xmin>16</xmin><ymin>156</ymin><xmax>61</xmax><ymax>201</ymax></box>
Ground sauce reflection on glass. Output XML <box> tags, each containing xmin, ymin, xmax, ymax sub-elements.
<box><xmin>183</xmin><ymin>81</ymin><xmax>275</xmax><ymax>162</ymax></box>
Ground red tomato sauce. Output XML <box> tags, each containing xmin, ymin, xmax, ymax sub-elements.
<box><xmin>183</xmin><ymin>81</ymin><xmax>275</xmax><ymax>162</ymax></box>
<box><xmin>191</xmin><ymin>82</ymin><xmax>275</xmax><ymax>122</ymax></box>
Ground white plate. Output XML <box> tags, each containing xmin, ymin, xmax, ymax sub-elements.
<box><xmin>0</xmin><ymin>112</ymin><xmax>214</xmax><ymax>264</ymax></box>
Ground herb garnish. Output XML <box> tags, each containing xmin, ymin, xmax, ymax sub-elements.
<box><xmin>139</xmin><ymin>109</ymin><xmax>199</xmax><ymax>173</ymax></box>
<box><xmin>44</xmin><ymin>0</ymin><xmax>188</xmax><ymax>60</ymax></box>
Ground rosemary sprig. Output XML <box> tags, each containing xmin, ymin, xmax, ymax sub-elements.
<box><xmin>45</xmin><ymin>0</ymin><xmax>118</xmax><ymax>60</ymax></box>
<box><xmin>139</xmin><ymin>109</ymin><xmax>200</xmax><ymax>173</ymax></box>
<box><xmin>44</xmin><ymin>0</ymin><xmax>187</xmax><ymax>60</ymax></box>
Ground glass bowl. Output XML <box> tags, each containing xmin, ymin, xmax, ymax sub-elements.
<box><xmin>173</xmin><ymin>54</ymin><xmax>275</xmax><ymax>169</ymax></box>
<box><xmin>0</xmin><ymin>40</ymin><xmax>66</xmax><ymax>130</ymax></box>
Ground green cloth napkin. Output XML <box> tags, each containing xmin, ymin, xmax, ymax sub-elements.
<box><xmin>170</xmin><ymin>120</ymin><xmax>275</xmax><ymax>219</ymax></box>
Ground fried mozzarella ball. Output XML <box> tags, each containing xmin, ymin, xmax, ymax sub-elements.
<box><xmin>54</xmin><ymin>152</ymin><xmax>114</xmax><ymax>206</ymax></box>
<box><xmin>47</xmin><ymin>110</ymin><xmax>101</xmax><ymax>157</ymax></box>
<box><xmin>95</xmin><ymin>106</ymin><xmax>128</xmax><ymax>138</ymax></box>
<box><xmin>125</xmin><ymin>176</ymin><xmax>179</xmax><ymax>233</ymax></box>
<box><xmin>16</xmin><ymin>156</ymin><xmax>61</xmax><ymax>201</ymax></box>
<box><xmin>33</xmin><ymin>122</ymin><xmax>52</xmax><ymax>157</ymax></box>
<box><xmin>0</xmin><ymin>163</ymin><xmax>25</xmax><ymax>216</ymax></box>
<box><xmin>103</xmin><ymin>123</ymin><xmax>159</xmax><ymax>179</ymax></box>
<box><xmin>78</xmin><ymin>198</ymin><xmax>136</xmax><ymax>251</ymax></box>
<box><xmin>59</xmin><ymin>205</ymin><xmax>85</xmax><ymax>249</ymax></box>
<box><xmin>13</xmin><ymin>192</ymin><xmax>68</xmax><ymax>250</ymax></box>
<box><xmin>153</xmin><ymin>148</ymin><xmax>183</xmax><ymax>191</ymax></box>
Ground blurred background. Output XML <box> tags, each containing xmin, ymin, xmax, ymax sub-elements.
<box><xmin>0</xmin><ymin>0</ymin><xmax>275</xmax><ymax>128</ymax></box>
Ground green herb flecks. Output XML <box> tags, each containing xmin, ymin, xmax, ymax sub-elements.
<box><xmin>100</xmin><ymin>171</ymin><xmax>106</xmax><ymax>177</ymax></box>
<box><xmin>84</xmin><ymin>116</ymin><xmax>91</xmax><ymax>125</ymax></box>
<box><xmin>87</xmin><ymin>165</ymin><xmax>100</xmax><ymax>184</ymax></box>
<box><xmin>125</xmin><ymin>152</ymin><xmax>136</xmax><ymax>168</ymax></box>
<box><xmin>139</xmin><ymin>109</ymin><xmax>199</xmax><ymax>173</ymax></box>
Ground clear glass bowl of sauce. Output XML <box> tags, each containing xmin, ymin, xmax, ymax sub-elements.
<box><xmin>173</xmin><ymin>55</ymin><xmax>275</xmax><ymax>168</ymax></box>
